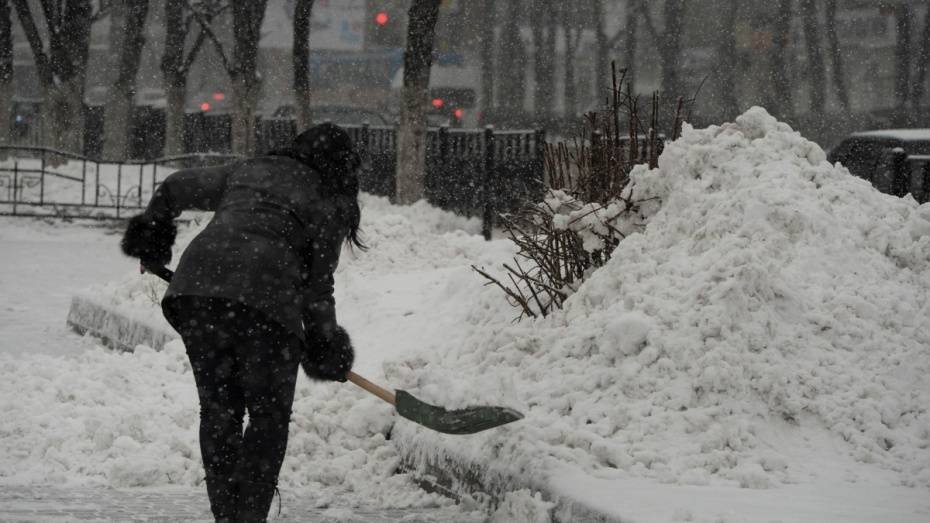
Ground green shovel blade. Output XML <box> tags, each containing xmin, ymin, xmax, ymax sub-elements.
<box><xmin>394</xmin><ymin>390</ymin><xmax>524</xmax><ymax>435</ymax></box>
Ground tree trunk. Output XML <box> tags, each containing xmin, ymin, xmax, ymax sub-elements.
<box><xmin>164</xmin><ymin>82</ymin><xmax>186</xmax><ymax>156</ymax></box>
<box><xmin>624</xmin><ymin>0</ymin><xmax>638</xmax><ymax>92</ymax></box>
<box><xmin>825</xmin><ymin>0</ymin><xmax>849</xmax><ymax>112</ymax></box>
<box><xmin>531</xmin><ymin>0</ymin><xmax>556</xmax><ymax>118</ymax></box>
<box><xmin>0</xmin><ymin>0</ymin><xmax>12</xmax><ymax>154</ymax></box>
<box><xmin>914</xmin><ymin>6</ymin><xmax>930</xmax><ymax>110</ymax></box>
<box><xmin>43</xmin><ymin>78</ymin><xmax>84</xmax><ymax>154</ymax></box>
<box><xmin>771</xmin><ymin>0</ymin><xmax>794</xmax><ymax>120</ymax></box>
<box><xmin>12</xmin><ymin>0</ymin><xmax>92</xmax><ymax>156</ymax></box>
<box><xmin>396</xmin><ymin>0</ymin><xmax>441</xmax><ymax>205</ymax></box>
<box><xmin>479</xmin><ymin>0</ymin><xmax>494</xmax><ymax>124</ymax></box>
<box><xmin>293</xmin><ymin>0</ymin><xmax>314</xmax><ymax>131</ymax></box>
<box><xmin>103</xmin><ymin>0</ymin><xmax>149</xmax><ymax>160</ymax></box>
<box><xmin>593</xmin><ymin>0</ymin><xmax>608</xmax><ymax>106</ymax></box>
<box><xmin>497</xmin><ymin>1</ymin><xmax>525</xmax><ymax>122</ymax></box>
<box><xmin>563</xmin><ymin>8</ymin><xmax>580</xmax><ymax>118</ymax></box>
<box><xmin>800</xmin><ymin>0</ymin><xmax>825</xmax><ymax>117</ymax></box>
<box><xmin>659</xmin><ymin>0</ymin><xmax>684</xmax><ymax>98</ymax></box>
<box><xmin>230</xmin><ymin>1</ymin><xmax>268</xmax><ymax>155</ymax></box>
<box><xmin>718</xmin><ymin>0</ymin><xmax>739</xmax><ymax>119</ymax></box>
<box><xmin>894</xmin><ymin>2</ymin><xmax>913</xmax><ymax>112</ymax></box>
<box><xmin>231</xmin><ymin>77</ymin><xmax>260</xmax><ymax>154</ymax></box>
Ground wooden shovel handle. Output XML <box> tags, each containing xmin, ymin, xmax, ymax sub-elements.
<box><xmin>145</xmin><ymin>267</ymin><xmax>396</xmax><ymax>407</ymax></box>
<box><xmin>346</xmin><ymin>371</ymin><xmax>396</xmax><ymax>406</ymax></box>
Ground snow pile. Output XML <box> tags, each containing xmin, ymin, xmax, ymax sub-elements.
<box><xmin>393</xmin><ymin>107</ymin><xmax>930</xmax><ymax>489</ymax></box>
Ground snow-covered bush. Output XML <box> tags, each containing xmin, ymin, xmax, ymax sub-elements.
<box><xmin>475</xmin><ymin>69</ymin><xmax>690</xmax><ymax>318</ymax></box>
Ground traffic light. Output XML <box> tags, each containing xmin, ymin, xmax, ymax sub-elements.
<box><xmin>367</xmin><ymin>5</ymin><xmax>403</xmax><ymax>48</ymax></box>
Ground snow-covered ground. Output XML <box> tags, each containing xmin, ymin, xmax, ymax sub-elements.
<box><xmin>1</xmin><ymin>108</ymin><xmax>929</xmax><ymax>522</ymax></box>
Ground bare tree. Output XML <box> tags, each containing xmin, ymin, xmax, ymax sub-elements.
<box><xmin>12</xmin><ymin>0</ymin><xmax>99</xmax><ymax>154</ymax></box>
<box><xmin>395</xmin><ymin>0</ymin><xmax>441</xmax><ymax>205</ymax></box>
<box><xmin>479</xmin><ymin>0</ymin><xmax>494</xmax><ymax>124</ymax></box>
<box><xmin>292</xmin><ymin>0</ymin><xmax>314</xmax><ymax>131</ymax></box>
<box><xmin>914</xmin><ymin>5</ymin><xmax>930</xmax><ymax>111</ymax></box>
<box><xmin>0</xmin><ymin>0</ymin><xmax>12</xmax><ymax>151</ymax></box>
<box><xmin>640</xmin><ymin>0</ymin><xmax>685</xmax><ymax>98</ymax></box>
<box><xmin>103</xmin><ymin>0</ymin><xmax>149</xmax><ymax>160</ymax></box>
<box><xmin>229</xmin><ymin>1</ymin><xmax>267</xmax><ymax>155</ymax></box>
<box><xmin>497</xmin><ymin>0</ymin><xmax>525</xmax><ymax>122</ymax></box>
<box><xmin>194</xmin><ymin>0</ymin><xmax>268</xmax><ymax>155</ymax></box>
<box><xmin>717</xmin><ymin>0</ymin><xmax>739</xmax><ymax>119</ymax></box>
<box><xmin>624</xmin><ymin>0</ymin><xmax>638</xmax><ymax>91</ymax></box>
<box><xmin>770</xmin><ymin>0</ymin><xmax>794</xmax><ymax>120</ymax></box>
<box><xmin>800</xmin><ymin>0</ymin><xmax>825</xmax><ymax>117</ymax></box>
<box><xmin>593</xmin><ymin>0</ymin><xmax>607</xmax><ymax>103</ymax></box>
<box><xmin>894</xmin><ymin>2</ymin><xmax>913</xmax><ymax>113</ymax></box>
<box><xmin>161</xmin><ymin>0</ymin><xmax>216</xmax><ymax>157</ymax></box>
<box><xmin>824</xmin><ymin>0</ymin><xmax>849</xmax><ymax>112</ymax></box>
<box><xmin>531</xmin><ymin>0</ymin><xmax>556</xmax><ymax>118</ymax></box>
<box><xmin>562</xmin><ymin>3</ymin><xmax>582</xmax><ymax>117</ymax></box>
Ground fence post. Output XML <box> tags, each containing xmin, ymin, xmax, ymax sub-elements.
<box><xmin>890</xmin><ymin>148</ymin><xmax>908</xmax><ymax>198</ymax></box>
<box><xmin>361</xmin><ymin>122</ymin><xmax>370</xmax><ymax>153</ymax></box>
<box><xmin>12</xmin><ymin>160</ymin><xmax>18</xmax><ymax>216</ymax></box>
<box><xmin>39</xmin><ymin>149</ymin><xmax>45</xmax><ymax>206</ymax></box>
<box><xmin>438</xmin><ymin>125</ymin><xmax>449</xmax><ymax>206</ymax></box>
<box><xmin>534</xmin><ymin>129</ymin><xmax>546</xmax><ymax>197</ymax></box>
<box><xmin>95</xmin><ymin>163</ymin><xmax>100</xmax><ymax>206</ymax></box>
<box><xmin>116</xmin><ymin>164</ymin><xmax>122</xmax><ymax>218</ymax></box>
<box><xmin>482</xmin><ymin>125</ymin><xmax>495</xmax><ymax>241</ymax></box>
<box><xmin>81</xmin><ymin>159</ymin><xmax>87</xmax><ymax>205</ymax></box>
<box><xmin>138</xmin><ymin>164</ymin><xmax>144</xmax><ymax>207</ymax></box>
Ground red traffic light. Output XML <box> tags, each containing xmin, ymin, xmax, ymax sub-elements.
<box><xmin>453</xmin><ymin>108</ymin><xmax>464</xmax><ymax>119</ymax></box>
<box><xmin>431</xmin><ymin>98</ymin><xmax>444</xmax><ymax>108</ymax></box>
<box><xmin>375</xmin><ymin>11</ymin><xmax>389</xmax><ymax>25</ymax></box>
<box><xmin>212</xmin><ymin>92</ymin><xmax>225</xmax><ymax>101</ymax></box>
<box><xmin>200</xmin><ymin>102</ymin><xmax>211</xmax><ymax>112</ymax></box>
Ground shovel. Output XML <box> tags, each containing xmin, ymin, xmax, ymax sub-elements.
<box><xmin>142</xmin><ymin>263</ymin><xmax>523</xmax><ymax>435</ymax></box>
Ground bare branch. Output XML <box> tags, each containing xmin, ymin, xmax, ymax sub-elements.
<box><xmin>184</xmin><ymin>0</ymin><xmax>231</xmax><ymax>73</ymax></box>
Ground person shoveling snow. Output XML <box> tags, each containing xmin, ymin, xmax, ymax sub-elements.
<box><xmin>120</xmin><ymin>123</ymin><xmax>365</xmax><ymax>522</ymax></box>
<box><xmin>120</xmin><ymin>123</ymin><xmax>521</xmax><ymax>522</ymax></box>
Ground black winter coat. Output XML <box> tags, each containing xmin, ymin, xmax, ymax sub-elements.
<box><xmin>141</xmin><ymin>155</ymin><xmax>349</xmax><ymax>341</ymax></box>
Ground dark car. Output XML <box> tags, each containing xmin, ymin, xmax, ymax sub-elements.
<box><xmin>827</xmin><ymin>130</ymin><xmax>930</xmax><ymax>200</ymax></box>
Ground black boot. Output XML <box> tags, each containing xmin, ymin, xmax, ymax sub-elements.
<box><xmin>204</xmin><ymin>472</ymin><xmax>240</xmax><ymax>523</ymax></box>
<box><xmin>236</xmin><ymin>480</ymin><xmax>279</xmax><ymax>523</ymax></box>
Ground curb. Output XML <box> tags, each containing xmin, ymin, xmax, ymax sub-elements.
<box><xmin>65</xmin><ymin>297</ymin><xmax>624</xmax><ymax>523</ymax></box>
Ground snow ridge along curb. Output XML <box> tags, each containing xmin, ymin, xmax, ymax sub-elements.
<box><xmin>65</xmin><ymin>297</ymin><xmax>624</xmax><ymax>522</ymax></box>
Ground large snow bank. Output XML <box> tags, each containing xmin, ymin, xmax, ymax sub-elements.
<box><xmin>392</xmin><ymin>107</ymin><xmax>930</xmax><ymax>490</ymax></box>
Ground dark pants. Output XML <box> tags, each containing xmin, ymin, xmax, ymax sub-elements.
<box><xmin>165</xmin><ymin>296</ymin><xmax>300</xmax><ymax>523</ymax></box>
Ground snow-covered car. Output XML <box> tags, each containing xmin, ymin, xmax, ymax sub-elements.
<box><xmin>827</xmin><ymin>129</ymin><xmax>930</xmax><ymax>191</ymax></box>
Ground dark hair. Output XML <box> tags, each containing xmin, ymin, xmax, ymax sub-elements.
<box><xmin>270</xmin><ymin>123</ymin><xmax>366</xmax><ymax>250</ymax></box>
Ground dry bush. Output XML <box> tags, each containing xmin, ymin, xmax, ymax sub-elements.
<box><xmin>474</xmin><ymin>64</ymin><xmax>693</xmax><ymax>320</ymax></box>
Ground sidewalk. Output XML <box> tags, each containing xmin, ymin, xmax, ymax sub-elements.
<box><xmin>0</xmin><ymin>486</ymin><xmax>482</xmax><ymax>523</ymax></box>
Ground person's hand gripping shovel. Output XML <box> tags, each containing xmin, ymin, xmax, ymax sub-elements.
<box><xmin>142</xmin><ymin>264</ymin><xmax>524</xmax><ymax>435</ymax></box>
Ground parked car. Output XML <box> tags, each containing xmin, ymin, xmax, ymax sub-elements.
<box><xmin>827</xmin><ymin>129</ymin><xmax>930</xmax><ymax>200</ymax></box>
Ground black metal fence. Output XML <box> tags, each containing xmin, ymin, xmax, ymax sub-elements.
<box><xmin>0</xmin><ymin>123</ymin><xmax>545</xmax><ymax>236</ymax></box>
<box><xmin>0</xmin><ymin>146</ymin><xmax>239</xmax><ymax>219</ymax></box>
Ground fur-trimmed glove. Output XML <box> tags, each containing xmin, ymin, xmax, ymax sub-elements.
<box><xmin>120</xmin><ymin>214</ymin><xmax>177</xmax><ymax>267</ymax></box>
<box><xmin>301</xmin><ymin>325</ymin><xmax>354</xmax><ymax>382</ymax></box>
